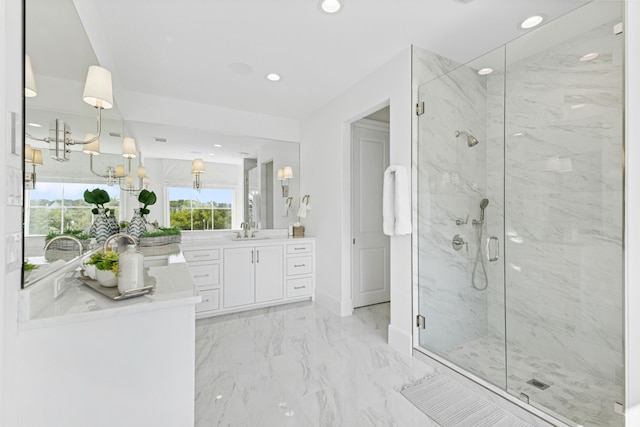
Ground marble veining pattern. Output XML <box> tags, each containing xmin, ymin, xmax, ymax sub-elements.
<box><xmin>195</xmin><ymin>302</ymin><xmax>442</xmax><ymax>427</ymax></box>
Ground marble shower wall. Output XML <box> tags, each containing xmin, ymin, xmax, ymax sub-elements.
<box><xmin>502</xmin><ymin>10</ymin><xmax>624</xmax><ymax>400</ymax></box>
<box><xmin>415</xmin><ymin>50</ymin><xmax>500</xmax><ymax>364</ymax></box>
<box><xmin>413</xmin><ymin>3</ymin><xmax>624</xmax><ymax>417</ymax></box>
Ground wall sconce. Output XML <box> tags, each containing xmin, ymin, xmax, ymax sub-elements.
<box><xmin>83</xmin><ymin>134</ymin><xmax>149</xmax><ymax>193</ymax></box>
<box><xmin>24</xmin><ymin>144</ymin><xmax>43</xmax><ymax>189</ymax></box>
<box><xmin>277</xmin><ymin>166</ymin><xmax>293</xmax><ymax>197</ymax></box>
<box><xmin>25</xmin><ymin>62</ymin><xmax>114</xmax><ymax>162</ymax></box>
<box><xmin>191</xmin><ymin>158</ymin><xmax>205</xmax><ymax>192</ymax></box>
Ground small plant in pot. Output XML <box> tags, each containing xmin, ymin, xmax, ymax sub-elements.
<box><xmin>84</xmin><ymin>251</ymin><xmax>119</xmax><ymax>287</ymax></box>
<box><xmin>44</xmin><ymin>229</ymin><xmax>92</xmax><ymax>251</ymax></box>
<box><xmin>127</xmin><ymin>189</ymin><xmax>157</xmax><ymax>240</ymax></box>
<box><xmin>84</xmin><ymin>188</ymin><xmax>119</xmax><ymax>242</ymax></box>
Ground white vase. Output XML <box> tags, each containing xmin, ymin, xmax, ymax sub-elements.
<box><xmin>96</xmin><ymin>269</ymin><xmax>117</xmax><ymax>287</ymax></box>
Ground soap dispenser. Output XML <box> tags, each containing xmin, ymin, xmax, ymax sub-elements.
<box><xmin>118</xmin><ymin>245</ymin><xmax>145</xmax><ymax>293</ymax></box>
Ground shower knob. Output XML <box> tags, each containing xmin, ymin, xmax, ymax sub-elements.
<box><xmin>452</xmin><ymin>234</ymin><xmax>467</xmax><ymax>252</ymax></box>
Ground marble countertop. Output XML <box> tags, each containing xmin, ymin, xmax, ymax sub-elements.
<box><xmin>18</xmin><ymin>244</ymin><xmax>201</xmax><ymax>330</ymax></box>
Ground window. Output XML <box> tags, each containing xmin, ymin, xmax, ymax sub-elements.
<box><xmin>168</xmin><ymin>187</ymin><xmax>233</xmax><ymax>231</ymax></box>
<box><xmin>26</xmin><ymin>182</ymin><xmax>120</xmax><ymax>236</ymax></box>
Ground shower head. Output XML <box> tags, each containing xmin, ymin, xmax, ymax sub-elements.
<box><xmin>480</xmin><ymin>198</ymin><xmax>489</xmax><ymax>222</ymax></box>
<box><xmin>455</xmin><ymin>130</ymin><xmax>480</xmax><ymax>147</ymax></box>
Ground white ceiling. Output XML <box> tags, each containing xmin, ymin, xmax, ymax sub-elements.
<box><xmin>25</xmin><ymin>0</ymin><xmax>590</xmax><ymax>161</ymax></box>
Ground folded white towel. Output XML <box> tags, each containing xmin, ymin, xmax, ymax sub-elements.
<box><xmin>297</xmin><ymin>195</ymin><xmax>311</xmax><ymax>218</ymax></box>
<box><xmin>383</xmin><ymin>165</ymin><xmax>412</xmax><ymax>236</ymax></box>
<box><xmin>297</xmin><ymin>204</ymin><xmax>307</xmax><ymax>218</ymax></box>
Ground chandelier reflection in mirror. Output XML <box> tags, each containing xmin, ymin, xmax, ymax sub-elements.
<box><xmin>25</xmin><ymin>57</ymin><xmax>149</xmax><ymax>194</ymax></box>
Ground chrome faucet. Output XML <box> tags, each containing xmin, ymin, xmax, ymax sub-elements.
<box><xmin>44</xmin><ymin>235</ymin><xmax>84</xmax><ymax>257</ymax></box>
<box><xmin>103</xmin><ymin>232</ymin><xmax>137</xmax><ymax>253</ymax></box>
<box><xmin>240</xmin><ymin>222</ymin><xmax>250</xmax><ymax>238</ymax></box>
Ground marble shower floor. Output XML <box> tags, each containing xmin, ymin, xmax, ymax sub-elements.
<box><xmin>446</xmin><ymin>335</ymin><xmax>624</xmax><ymax>427</ymax></box>
<box><xmin>195</xmin><ymin>302</ymin><xmax>443</xmax><ymax>427</ymax></box>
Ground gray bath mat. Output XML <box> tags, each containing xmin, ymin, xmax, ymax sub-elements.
<box><xmin>401</xmin><ymin>374</ymin><xmax>533</xmax><ymax>427</ymax></box>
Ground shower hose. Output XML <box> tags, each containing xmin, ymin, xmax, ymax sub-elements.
<box><xmin>472</xmin><ymin>224</ymin><xmax>488</xmax><ymax>291</ymax></box>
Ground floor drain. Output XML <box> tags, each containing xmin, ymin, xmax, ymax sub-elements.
<box><xmin>527</xmin><ymin>378</ymin><xmax>550</xmax><ymax>390</ymax></box>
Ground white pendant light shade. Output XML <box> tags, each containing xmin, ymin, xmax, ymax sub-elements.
<box><xmin>191</xmin><ymin>158</ymin><xmax>205</xmax><ymax>174</ymax></box>
<box><xmin>25</xmin><ymin>144</ymin><xmax>34</xmax><ymax>163</ymax></box>
<box><xmin>115</xmin><ymin>164</ymin><xmax>125</xmax><ymax>178</ymax></box>
<box><xmin>283</xmin><ymin>166</ymin><xmax>293</xmax><ymax>179</ymax></box>
<box><xmin>82</xmin><ymin>65</ymin><xmax>113</xmax><ymax>109</ymax></box>
<box><xmin>32</xmin><ymin>149</ymin><xmax>43</xmax><ymax>166</ymax></box>
<box><xmin>277</xmin><ymin>168</ymin><xmax>284</xmax><ymax>181</ymax></box>
<box><xmin>82</xmin><ymin>133</ymin><xmax>100</xmax><ymax>155</ymax></box>
<box><xmin>137</xmin><ymin>165</ymin><xmax>146</xmax><ymax>178</ymax></box>
<box><xmin>25</xmin><ymin>55</ymin><xmax>37</xmax><ymax>98</ymax></box>
<box><xmin>122</xmin><ymin>137</ymin><xmax>137</xmax><ymax>158</ymax></box>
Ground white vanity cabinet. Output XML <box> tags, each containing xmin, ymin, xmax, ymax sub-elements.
<box><xmin>182</xmin><ymin>237</ymin><xmax>314</xmax><ymax>318</ymax></box>
<box><xmin>285</xmin><ymin>242</ymin><xmax>314</xmax><ymax>298</ymax></box>
<box><xmin>183</xmin><ymin>248</ymin><xmax>222</xmax><ymax>315</ymax></box>
<box><xmin>223</xmin><ymin>245</ymin><xmax>283</xmax><ymax>308</ymax></box>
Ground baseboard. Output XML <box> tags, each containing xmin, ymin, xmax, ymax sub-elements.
<box><xmin>388</xmin><ymin>323</ymin><xmax>412</xmax><ymax>355</ymax></box>
<box><xmin>313</xmin><ymin>289</ymin><xmax>342</xmax><ymax>316</ymax></box>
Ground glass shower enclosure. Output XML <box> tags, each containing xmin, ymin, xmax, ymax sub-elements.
<box><xmin>414</xmin><ymin>3</ymin><xmax>624</xmax><ymax>426</ymax></box>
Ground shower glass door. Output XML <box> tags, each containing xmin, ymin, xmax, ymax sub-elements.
<box><xmin>415</xmin><ymin>46</ymin><xmax>507</xmax><ymax>390</ymax></box>
<box><xmin>415</xmin><ymin>2</ymin><xmax>624</xmax><ymax>426</ymax></box>
<box><xmin>503</xmin><ymin>3</ymin><xmax>624</xmax><ymax>426</ymax></box>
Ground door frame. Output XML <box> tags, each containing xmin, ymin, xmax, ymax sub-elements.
<box><xmin>346</xmin><ymin>102</ymin><xmax>391</xmax><ymax>314</ymax></box>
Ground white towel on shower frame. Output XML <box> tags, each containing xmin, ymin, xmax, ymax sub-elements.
<box><xmin>383</xmin><ymin>165</ymin><xmax>412</xmax><ymax>236</ymax></box>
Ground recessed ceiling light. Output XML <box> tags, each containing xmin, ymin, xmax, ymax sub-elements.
<box><xmin>571</xmin><ymin>103</ymin><xmax>586</xmax><ymax>109</ymax></box>
<box><xmin>208</xmin><ymin>153</ymin><xmax>215</xmax><ymax>156</ymax></box>
<box><xmin>580</xmin><ymin>52</ymin><xmax>599</xmax><ymax>62</ymax></box>
<box><xmin>266</xmin><ymin>73</ymin><xmax>281</xmax><ymax>82</ymax></box>
<box><xmin>520</xmin><ymin>15</ymin><xmax>544</xmax><ymax>29</ymax></box>
<box><xmin>27</xmin><ymin>122</ymin><xmax>42</xmax><ymax>128</ymax></box>
<box><xmin>513</xmin><ymin>132</ymin><xmax>524</xmax><ymax>136</ymax></box>
<box><xmin>320</xmin><ymin>0</ymin><xmax>341</xmax><ymax>13</ymax></box>
<box><xmin>213</xmin><ymin>144</ymin><xmax>222</xmax><ymax>148</ymax></box>
<box><xmin>477</xmin><ymin>68</ymin><xmax>493</xmax><ymax>75</ymax></box>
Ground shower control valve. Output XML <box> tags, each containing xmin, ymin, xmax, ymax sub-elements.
<box><xmin>455</xmin><ymin>215</ymin><xmax>469</xmax><ymax>226</ymax></box>
<box><xmin>452</xmin><ymin>234</ymin><xmax>468</xmax><ymax>252</ymax></box>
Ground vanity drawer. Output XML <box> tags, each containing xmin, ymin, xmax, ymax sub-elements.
<box><xmin>184</xmin><ymin>249</ymin><xmax>220</xmax><ymax>263</ymax></box>
<box><xmin>197</xmin><ymin>289</ymin><xmax>220</xmax><ymax>312</ymax></box>
<box><xmin>286</xmin><ymin>256</ymin><xmax>313</xmax><ymax>276</ymax></box>
<box><xmin>286</xmin><ymin>243</ymin><xmax>312</xmax><ymax>254</ymax></box>
<box><xmin>287</xmin><ymin>277</ymin><xmax>312</xmax><ymax>298</ymax></box>
<box><xmin>189</xmin><ymin>264</ymin><xmax>220</xmax><ymax>288</ymax></box>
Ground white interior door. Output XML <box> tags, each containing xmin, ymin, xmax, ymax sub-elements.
<box><xmin>351</xmin><ymin>120</ymin><xmax>390</xmax><ymax>308</ymax></box>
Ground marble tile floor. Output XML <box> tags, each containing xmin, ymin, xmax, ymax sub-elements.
<box><xmin>195</xmin><ymin>301</ymin><xmax>443</xmax><ymax>426</ymax></box>
<box><xmin>446</xmin><ymin>335</ymin><xmax>624</xmax><ymax>427</ymax></box>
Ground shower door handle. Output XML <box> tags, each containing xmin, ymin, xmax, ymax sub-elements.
<box><xmin>486</xmin><ymin>236</ymin><xmax>499</xmax><ymax>262</ymax></box>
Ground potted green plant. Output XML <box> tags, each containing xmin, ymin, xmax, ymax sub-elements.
<box><xmin>84</xmin><ymin>188</ymin><xmax>119</xmax><ymax>243</ymax></box>
<box><xmin>127</xmin><ymin>190</ymin><xmax>157</xmax><ymax>240</ymax></box>
<box><xmin>84</xmin><ymin>251</ymin><xmax>119</xmax><ymax>287</ymax></box>
<box><xmin>44</xmin><ymin>229</ymin><xmax>92</xmax><ymax>251</ymax></box>
<box><xmin>139</xmin><ymin>227</ymin><xmax>182</xmax><ymax>246</ymax></box>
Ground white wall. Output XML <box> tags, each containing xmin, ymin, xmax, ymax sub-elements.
<box><xmin>1</xmin><ymin>1</ymin><xmax>23</xmax><ymax>425</ymax></box>
<box><xmin>300</xmin><ymin>48</ymin><xmax>413</xmax><ymax>353</ymax></box>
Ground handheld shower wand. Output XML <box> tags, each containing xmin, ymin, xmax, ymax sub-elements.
<box><xmin>472</xmin><ymin>198</ymin><xmax>489</xmax><ymax>291</ymax></box>
<box><xmin>479</xmin><ymin>198</ymin><xmax>489</xmax><ymax>224</ymax></box>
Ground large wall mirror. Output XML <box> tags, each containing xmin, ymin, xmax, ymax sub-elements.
<box><xmin>24</xmin><ymin>0</ymin><xmax>300</xmax><ymax>286</ymax></box>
